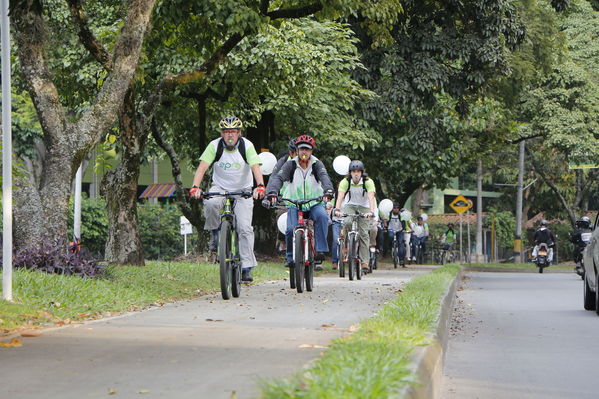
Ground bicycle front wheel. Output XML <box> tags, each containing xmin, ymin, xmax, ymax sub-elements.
<box><xmin>392</xmin><ymin>242</ymin><xmax>398</xmax><ymax>269</ymax></box>
<box><xmin>231</xmin><ymin>234</ymin><xmax>241</xmax><ymax>298</ymax></box>
<box><xmin>219</xmin><ymin>220</ymin><xmax>233</xmax><ymax>300</ymax></box>
<box><xmin>294</xmin><ymin>230</ymin><xmax>305</xmax><ymax>293</ymax></box>
<box><xmin>348</xmin><ymin>235</ymin><xmax>356</xmax><ymax>281</ymax></box>
<box><xmin>338</xmin><ymin>238</ymin><xmax>346</xmax><ymax>278</ymax></box>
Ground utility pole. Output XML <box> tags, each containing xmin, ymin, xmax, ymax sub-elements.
<box><xmin>514</xmin><ymin>140</ymin><xmax>525</xmax><ymax>263</ymax></box>
<box><xmin>476</xmin><ymin>160</ymin><xmax>484</xmax><ymax>262</ymax></box>
<box><xmin>2</xmin><ymin>0</ymin><xmax>13</xmax><ymax>301</ymax></box>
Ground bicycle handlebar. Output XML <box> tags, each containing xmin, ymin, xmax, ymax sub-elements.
<box><xmin>278</xmin><ymin>197</ymin><xmax>323</xmax><ymax>207</ymax></box>
<box><xmin>202</xmin><ymin>190</ymin><xmax>253</xmax><ymax>199</ymax></box>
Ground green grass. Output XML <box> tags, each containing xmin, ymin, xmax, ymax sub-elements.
<box><xmin>467</xmin><ymin>262</ymin><xmax>573</xmax><ymax>271</ymax></box>
<box><xmin>0</xmin><ymin>260</ymin><xmax>287</xmax><ymax>332</ymax></box>
<box><xmin>259</xmin><ymin>264</ymin><xmax>462</xmax><ymax>399</ymax></box>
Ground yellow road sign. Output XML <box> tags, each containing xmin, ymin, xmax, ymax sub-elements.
<box><xmin>449</xmin><ymin>195</ymin><xmax>473</xmax><ymax>214</ymax></box>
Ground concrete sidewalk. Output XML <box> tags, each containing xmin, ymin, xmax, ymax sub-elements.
<box><xmin>1</xmin><ymin>268</ymin><xmax>423</xmax><ymax>399</ymax></box>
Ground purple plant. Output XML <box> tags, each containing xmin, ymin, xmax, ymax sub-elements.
<box><xmin>7</xmin><ymin>238</ymin><xmax>104</xmax><ymax>278</ymax></box>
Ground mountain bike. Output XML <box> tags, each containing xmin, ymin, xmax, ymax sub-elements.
<box><xmin>338</xmin><ymin>212</ymin><xmax>370</xmax><ymax>281</ymax></box>
<box><xmin>203</xmin><ymin>190</ymin><xmax>253</xmax><ymax>300</ymax></box>
<box><xmin>278</xmin><ymin>197</ymin><xmax>323</xmax><ymax>293</ymax></box>
<box><xmin>440</xmin><ymin>242</ymin><xmax>456</xmax><ymax>265</ymax></box>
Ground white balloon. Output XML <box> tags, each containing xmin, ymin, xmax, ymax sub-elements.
<box><xmin>420</xmin><ymin>213</ymin><xmax>428</xmax><ymax>221</ymax></box>
<box><xmin>333</xmin><ymin>155</ymin><xmax>351</xmax><ymax>176</ymax></box>
<box><xmin>378</xmin><ymin>199</ymin><xmax>394</xmax><ymax>218</ymax></box>
<box><xmin>277</xmin><ymin>212</ymin><xmax>288</xmax><ymax>234</ymax></box>
<box><xmin>259</xmin><ymin>151</ymin><xmax>278</xmax><ymax>175</ymax></box>
<box><xmin>400</xmin><ymin>209</ymin><xmax>412</xmax><ymax>220</ymax></box>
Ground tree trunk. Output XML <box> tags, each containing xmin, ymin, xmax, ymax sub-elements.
<box><xmin>101</xmin><ymin>89</ymin><xmax>146</xmax><ymax>265</ymax></box>
<box><xmin>411</xmin><ymin>185</ymin><xmax>425</xmax><ymax>215</ymax></box>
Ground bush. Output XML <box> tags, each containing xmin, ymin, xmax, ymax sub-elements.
<box><xmin>68</xmin><ymin>196</ymin><xmax>109</xmax><ymax>258</ymax></box>
<box><xmin>12</xmin><ymin>238</ymin><xmax>104</xmax><ymax>277</ymax></box>
<box><xmin>138</xmin><ymin>203</ymin><xmax>188</xmax><ymax>260</ymax></box>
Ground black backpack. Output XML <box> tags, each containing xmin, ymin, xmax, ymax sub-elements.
<box><xmin>345</xmin><ymin>176</ymin><xmax>368</xmax><ymax>202</ymax></box>
<box><xmin>215</xmin><ymin>138</ymin><xmax>247</xmax><ymax>164</ymax></box>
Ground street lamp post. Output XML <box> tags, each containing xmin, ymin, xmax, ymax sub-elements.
<box><xmin>514</xmin><ymin>140</ymin><xmax>525</xmax><ymax>263</ymax></box>
<box><xmin>2</xmin><ymin>0</ymin><xmax>13</xmax><ymax>301</ymax></box>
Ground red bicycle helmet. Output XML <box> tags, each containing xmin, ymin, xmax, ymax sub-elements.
<box><xmin>295</xmin><ymin>135</ymin><xmax>316</xmax><ymax>149</ymax></box>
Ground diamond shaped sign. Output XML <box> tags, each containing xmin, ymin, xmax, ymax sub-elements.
<box><xmin>449</xmin><ymin>195</ymin><xmax>472</xmax><ymax>214</ymax></box>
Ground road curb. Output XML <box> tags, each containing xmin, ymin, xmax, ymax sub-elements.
<box><xmin>401</xmin><ymin>268</ymin><xmax>463</xmax><ymax>399</ymax></box>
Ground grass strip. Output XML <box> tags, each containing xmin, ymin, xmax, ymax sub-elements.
<box><xmin>467</xmin><ymin>262</ymin><xmax>572</xmax><ymax>271</ymax></box>
<box><xmin>259</xmin><ymin>264</ymin><xmax>462</xmax><ymax>399</ymax></box>
<box><xmin>0</xmin><ymin>260</ymin><xmax>287</xmax><ymax>332</ymax></box>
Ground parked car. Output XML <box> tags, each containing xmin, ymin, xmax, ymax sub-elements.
<box><xmin>582</xmin><ymin>212</ymin><xmax>599</xmax><ymax>314</ymax></box>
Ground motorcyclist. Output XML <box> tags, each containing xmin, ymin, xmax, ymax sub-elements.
<box><xmin>570</xmin><ymin>216</ymin><xmax>592</xmax><ymax>276</ymax></box>
<box><xmin>532</xmin><ymin>220</ymin><xmax>556</xmax><ymax>264</ymax></box>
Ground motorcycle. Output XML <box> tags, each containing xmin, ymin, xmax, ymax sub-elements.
<box><xmin>534</xmin><ymin>243</ymin><xmax>550</xmax><ymax>273</ymax></box>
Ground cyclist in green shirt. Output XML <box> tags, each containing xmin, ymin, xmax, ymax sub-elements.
<box><xmin>190</xmin><ymin>116</ymin><xmax>265</xmax><ymax>282</ymax></box>
<box><xmin>441</xmin><ymin>223</ymin><xmax>457</xmax><ymax>250</ymax></box>
<box><xmin>334</xmin><ymin>160</ymin><xmax>376</xmax><ymax>273</ymax></box>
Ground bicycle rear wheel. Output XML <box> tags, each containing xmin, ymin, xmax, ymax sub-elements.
<box><xmin>348</xmin><ymin>235</ymin><xmax>356</xmax><ymax>281</ymax></box>
<box><xmin>392</xmin><ymin>241</ymin><xmax>398</xmax><ymax>269</ymax></box>
<box><xmin>294</xmin><ymin>230</ymin><xmax>305</xmax><ymax>293</ymax></box>
<box><xmin>219</xmin><ymin>220</ymin><xmax>233</xmax><ymax>300</ymax></box>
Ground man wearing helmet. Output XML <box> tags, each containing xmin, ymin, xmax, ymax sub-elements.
<box><xmin>571</xmin><ymin>216</ymin><xmax>592</xmax><ymax>276</ymax></box>
<box><xmin>190</xmin><ymin>116</ymin><xmax>265</xmax><ymax>282</ymax></box>
<box><xmin>334</xmin><ymin>160</ymin><xmax>377</xmax><ymax>273</ymax></box>
<box><xmin>266</xmin><ymin>135</ymin><xmax>335</xmax><ymax>270</ymax></box>
<box><xmin>532</xmin><ymin>220</ymin><xmax>556</xmax><ymax>263</ymax></box>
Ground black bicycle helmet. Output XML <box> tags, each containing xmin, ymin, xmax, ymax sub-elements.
<box><xmin>348</xmin><ymin>160</ymin><xmax>365</xmax><ymax>172</ymax></box>
<box><xmin>540</xmin><ymin>219</ymin><xmax>548</xmax><ymax>226</ymax></box>
<box><xmin>288</xmin><ymin>138</ymin><xmax>297</xmax><ymax>152</ymax></box>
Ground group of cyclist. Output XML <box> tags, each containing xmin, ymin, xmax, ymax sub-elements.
<box><xmin>189</xmin><ymin>116</ymin><xmax>467</xmax><ymax>280</ymax></box>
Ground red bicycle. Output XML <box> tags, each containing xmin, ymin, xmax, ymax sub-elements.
<box><xmin>277</xmin><ymin>197</ymin><xmax>323</xmax><ymax>293</ymax></box>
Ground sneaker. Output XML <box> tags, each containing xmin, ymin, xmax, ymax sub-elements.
<box><xmin>315</xmin><ymin>252</ymin><xmax>326</xmax><ymax>261</ymax></box>
<box><xmin>361</xmin><ymin>263</ymin><xmax>369</xmax><ymax>274</ymax></box>
<box><xmin>285</xmin><ymin>261</ymin><xmax>294</xmax><ymax>268</ymax></box>
<box><xmin>332</xmin><ymin>263</ymin><xmax>338</xmax><ymax>270</ymax></box>
<box><xmin>315</xmin><ymin>264</ymin><xmax>324</xmax><ymax>271</ymax></box>
<box><xmin>241</xmin><ymin>269</ymin><xmax>253</xmax><ymax>282</ymax></box>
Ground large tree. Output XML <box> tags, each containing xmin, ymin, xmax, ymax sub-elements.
<box><xmin>11</xmin><ymin>0</ymin><xmax>156</xmax><ymax>250</ymax></box>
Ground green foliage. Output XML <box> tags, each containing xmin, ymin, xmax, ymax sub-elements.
<box><xmin>67</xmin><ymin>196</ymin><xmax>109</xmax><ymax>258</ymax></box>
<box><xmin>137</xmin><ymin>203</ymin><xmax>186</xmax><ymax>260</ymax></box>
<box><xmin>487</xmin><ymin>210</ymin><xmax>516</xmax><ymax>249</ymax></box>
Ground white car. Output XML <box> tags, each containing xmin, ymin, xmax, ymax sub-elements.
<box><xmin>582</xmin><ymin>212</ymin><xmax>599</xmax><ymax>314</ymax></box>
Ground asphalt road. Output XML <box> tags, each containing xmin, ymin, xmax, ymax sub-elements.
<box><xmin>442</xmin><ymin>271</ymin><xmax>599</xmax><ymax>399</ymax></box>
<box><xmin>0</xmin><ymin>266</ymin><xmax>424</xmax><ymax>399</ymax></box>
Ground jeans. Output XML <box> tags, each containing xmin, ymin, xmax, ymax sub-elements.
<box><xmin>286</xmin><ymin>204</ymin><xmax>329</xmax><ymax>263</ymax></box>
<box><xmin>411</xmin><ymin>236</ymin><xmax>428</xmax><ymax>260</ymax></box>
<box><xmin>331</xmin><ymin>222</ymin><xmax>342</xmax><ymax>265</ymax></box>
<box><xmin>388</xmin><ymin>231</ymin><xmax>406</xmax><ymax>261</ymax></box>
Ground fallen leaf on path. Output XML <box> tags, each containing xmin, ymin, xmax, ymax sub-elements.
<box><xmin>205</xmin><ymin>318</ymin><xmax>223</xmax><ymax>322</ymax></box>
<box><xmin>20</xmin><ymin>332</ymin><xmax>42</xmax><ymax>338</ymax></box>
<box><xmin>108</xmin><ymin>388</ymin><xmax>117</xmax><ymax>395</ymax></box>
<box><xmin>299</xmin><ymin>344</ymin><xmax>327</xmax><ymax>349</ymax></box>
<box><xmin>0</xmin><ymin>338</ymin><xmax>22</xmax><ymax>348</ymax></box>
<box><xmin>321</xmin><ymin>324</ymin><xmax>335</xmax><ymax>328</ymax></box>
<box><xmin>137</xmin><ymin>389</ymin><xmax>150</xmax><ymax>394</ymax></box>
<box><xmin>322</xmin><ymin>299</ymin><xmax>329</xmax><ymax>304</ymax></box>
<box><xmin>348</xmin><ymin>325</ymin><xmax>360</xmax><ymax>332</ymax></box>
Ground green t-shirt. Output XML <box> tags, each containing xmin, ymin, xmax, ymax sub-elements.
<box><xmin>338</xmin><ymin>177</ymin><xmax>375</xmax><ymax>209</ymax></box>
<box><xmin>199</xmin><ymin>137</ymin><xmax>260</xmax><ymax>190</ymax></box>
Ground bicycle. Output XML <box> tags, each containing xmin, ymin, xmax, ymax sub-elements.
<box><xmin>203</xmin><ymin>190</ymin><xmax>253</xmax><ymax>300</ymax></box>
<box><xmin>338</xmin><ymin>225</ymin><xmax>347</xmax><ymax>278</ymax></box>
<box><xmin>412</xmin><ymin>237</ymin><xmax>426</xmax><ymax>265</ymax></box>
<box><xmin>278</xmin><ymin>197</ymin><xmax>323</xmax><ymax>293</ymax></box>
<box><xmin>440</xmin><ymin>242</ymin><xmax>456</xmax><ymax>265</ymax></box>
<box><xmin>338</xmin><ymin>211</ymin><xmax>371</xmax><ymax>281</ymax></box>
<box><xmin>368</xmin><ymin>246</ymin><xmax>378</xmax><ymax>273</ymax></box>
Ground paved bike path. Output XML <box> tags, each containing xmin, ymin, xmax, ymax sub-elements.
<box><xmin>1</xmin><ymin>267</ymin><xmax>424</xmax><ymax>399</ymax></box>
